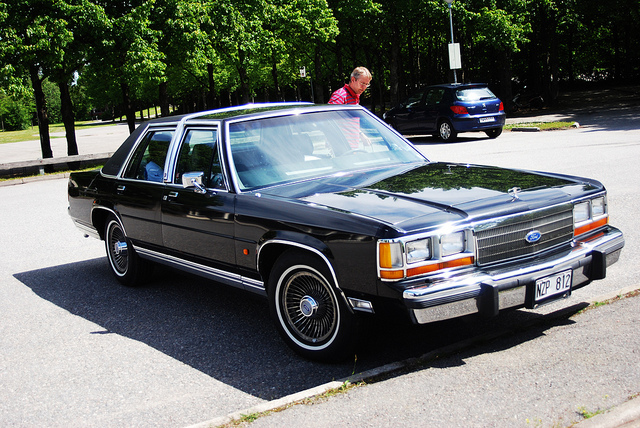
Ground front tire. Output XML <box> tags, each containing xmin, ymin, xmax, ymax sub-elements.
<box><xmin>104</xmin><ymin>214</ymin><xmax>151</xmax><ymax>286</ymax></box>
<box><xmin>268</xmin><ymin>251</ymin><xmax>356</xmax><ymax>362</ymax></box>
<box><xmin>438</xmin><ymin>120</ymin><xmax>457</xmax><ymax>142</ymax></box>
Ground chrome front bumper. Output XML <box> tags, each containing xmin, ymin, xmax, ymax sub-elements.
<box><xmin>403</xmin><ymin>227</ymin><xmax>624</xmax><ymax>324</ymax></box>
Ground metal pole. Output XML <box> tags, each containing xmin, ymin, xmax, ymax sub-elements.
<box><xmin>448</xmin><ymin>3</ymin><xmax>458</xmax><ymax>84</ymax></box>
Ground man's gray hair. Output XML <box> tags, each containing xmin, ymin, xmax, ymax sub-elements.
<box><xmin>351</xmin><ymin>67</ymin><xmax>372</xmax><ymax>81</ymax></box>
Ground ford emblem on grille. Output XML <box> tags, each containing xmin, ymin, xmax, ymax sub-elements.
<box><xmin>525</xmin><ymin>230</ymin><xmax>542</xmax><ymax>243</ymax></box>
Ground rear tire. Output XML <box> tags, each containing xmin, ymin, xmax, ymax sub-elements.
<box><xmin>268</xmin><ymin>250</ymin><xmax>356</xmax><ymax>362</ymax></box>
<box><xmin>104</xmin><ymin>214</ymin><xmax>151</xmax><ymax>286</ymax></box>
<box><xmin>485</xmin><ymin>128</ymin><xmax>503</xmax><ymax>139</ymax></box>
<box><xmin>438</xmin><ymin>120</ymin><xmax>457</xmax><ymax>142</ymax></box>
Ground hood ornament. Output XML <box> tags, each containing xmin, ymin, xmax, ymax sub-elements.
<box><xmin>508</xmin><ymin>187</ymin><xmax>521</xmax><ymax>201</ymax></box>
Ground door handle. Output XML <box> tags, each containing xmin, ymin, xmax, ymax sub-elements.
<box><xmin>116</xmin><ymin>185</ymin><xmax>126</xmax><ymax>193</ymax></box>
<box><xmin>168</xmin><ymin>191</ymin><xmax>179</xmax><ymax>198</ymax></box>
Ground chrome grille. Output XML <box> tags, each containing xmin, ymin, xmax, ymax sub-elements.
<box><xmin>475</xmin><ymin>205</ymin><xmax>574</xmax><ymax>266</ymax></box>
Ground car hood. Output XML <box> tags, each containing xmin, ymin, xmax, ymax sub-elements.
<box><xmin>259</xmin><ymin>162</ymin><xmax>602</xmax><ymax>232</ymax></box>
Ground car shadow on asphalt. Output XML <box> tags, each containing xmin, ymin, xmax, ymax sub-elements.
<box><xmin>14</xmin><ymin>257</ymin><xmax>587</xmax><ymax>400</ymax></box>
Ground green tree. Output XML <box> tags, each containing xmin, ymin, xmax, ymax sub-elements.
<box><xmin>48</xmin><ymin>0</ymin><xmax>107</xmax><ymax>156</ymax></box>
<box><xmin>0</xmin><ymin>0</ymin><xmax>75</xmax><ymax>159</ymax></box>
<box><xmin>0</xmin><ymin>89</ymin><xmax>33</xmax><ymax>131</ymax></box>
<box><xmin>88</xmin><ymin>0</ymin><xmax>165</xmax><ymax>132</ymax></box>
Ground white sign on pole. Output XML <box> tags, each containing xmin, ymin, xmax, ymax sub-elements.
<box><xmin>448</xmin><ymin>43</ymin><xmax>461</xmax><ymax>69</ymax></box>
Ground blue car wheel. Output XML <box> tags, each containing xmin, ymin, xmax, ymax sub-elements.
<box><xmin>438</xmin><ymin>119</ymin><xmax>457</xmax><ymax>142</ymax></box>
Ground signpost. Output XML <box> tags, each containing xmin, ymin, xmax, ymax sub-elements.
<box><xmin>444</xmin><ymin>0</ymin><xmax>460</xmax><ymax>83</ymax></box>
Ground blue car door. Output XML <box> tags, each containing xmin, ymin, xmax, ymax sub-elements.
<box><xmin>393</xmin><ymin>90</ymin><xmax>426</xmax><ymax>134</ymax></box>
<box><xmin>422</xmin><ymin>88</ymin><xmax>446</xmax><ymax>133</ymax></box>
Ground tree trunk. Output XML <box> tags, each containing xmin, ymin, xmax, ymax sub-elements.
<box><xmin>314</xmin><ymin>48</ymin><xmax>324</xmax><ymax>104</ymax></box>
<box><xmin>271</xmin><ymin>59</ymin><xmax>281</xmax><ymax>101</ymax></box>
<box><xmin>239</xmin><ymin>66</ymin><xmax>250</xmax><ymax>104</ymax></box>
<box><xmin>496</xmin><ymin>51</ymin><xmax>513</xmax><ymax>113</ymax></box>
<box><xmin>121</xmin><ymin>82</ymin><xmax>136</xmax><ymax>133</ymax></box>
<box><xmin>207</xmin><ymin>63</ymin><xmax>216</xmax><ymax>108</ymax></box>
<box><xmin>29</xmin><ymin>65</ymin><xmax>53</xmax><ymax>162</ymax></box>
<box><xmin>59</xmin><ymin>82</ymin><xmax>78</xmax><ymax>156</ymax></box>
<box><xmin>389</xmin><ymin>23</ymin><xmax>400</xmax><ymax>106</ymax></box>
<box><xmin>159</xmin><ymin>81</ymin><xmax>169</xmax><ymax>117</ymax></box>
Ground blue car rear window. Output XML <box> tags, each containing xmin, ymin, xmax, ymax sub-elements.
<box><xmin>456</xmin><ymin>88</ymin><xmax>496</xmax><ymax>101</ymax></box>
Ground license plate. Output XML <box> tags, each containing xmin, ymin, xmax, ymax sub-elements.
<box><xmin>479</xmin><ymin>117</ymin><xmax>495</xmax><ymax>123</ymax></box>
<box><xmin>535</xmin><ymin>270</ymin><xmax>572</xmax><ymax>302</ymax></box>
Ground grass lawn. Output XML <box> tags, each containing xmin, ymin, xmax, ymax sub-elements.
<box><xmin>0</xmin><ymin>120</ymin><xmax>118</xmax><ymax>145</ymax></box>
<box><xmin>505</xmin><ymin>121</ymin><xmax>576</xmax><ymax>131</ymax></box>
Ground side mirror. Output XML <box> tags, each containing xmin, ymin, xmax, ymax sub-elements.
<box><xmin>182</xmin><ymin>171</ymin><xmax>207</xmax><ymax>194</ymax></box>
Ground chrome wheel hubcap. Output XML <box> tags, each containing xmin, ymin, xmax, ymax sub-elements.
<box><xmin>299</xmin><ymin>295</ymin><xmax>319</xmax><ymax>317</ymax></box>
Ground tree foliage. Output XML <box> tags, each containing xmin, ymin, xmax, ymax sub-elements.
<box><xmin>1</xmin><ymin>0</ymin><xmax>639</xmax><ymax>157</ymax></box>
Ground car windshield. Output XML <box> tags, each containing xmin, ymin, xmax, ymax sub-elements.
<box><xmin>228</xmin><ymin>109</ymin><xmax>426</xmax><ymax>191</ymax></box>
<box><xmin>456</xmin><ymin>87</ymin><xmax>496</xmax><ymax>101</ymax></box>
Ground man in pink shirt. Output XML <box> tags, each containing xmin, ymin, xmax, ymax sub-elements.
<box><xmin>328</xmin><ymin>67</ymin><xmax>372</xmax><ymax>104</ymax></box>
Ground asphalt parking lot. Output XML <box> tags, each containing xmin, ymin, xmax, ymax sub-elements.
<box><xmin>1</xmin><ymin>87</ymin><xmax>639</xmax><ymax>427</ymax></box>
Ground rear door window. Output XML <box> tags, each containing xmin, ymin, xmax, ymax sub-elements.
<box><xmin>124</xmin><ymin>130</ymin><xmax>174</xmax><ymax>182</ymax></box>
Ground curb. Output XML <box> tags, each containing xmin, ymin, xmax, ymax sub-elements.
<box><xmin>0</xmin><ymin>172</ymin><xmax>71</xmax><ymax>187</ymax></box>
<box><xmin>188</xmin><ymin>284</ymin><xmax>640</xmax><ymax>428</ymax></box>
<box><xmin>575</xmin><ymin>395</ymin><xmax>640</xmax><ymax>427</ymax></box>
<box><xmin>510</xmin><ymin>127</ymin><xmax>541</xmax><ymax>132</ymax></box>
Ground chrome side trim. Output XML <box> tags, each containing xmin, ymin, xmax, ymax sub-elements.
<box><xmin>405</xmin><ymin>227</ymin><xmax>624</xmax><ymax>324</ymax></box>
<box><xmin>72</xmin><ymin>219</ymin><xmax>100</xmax><ymax>239</ymax></box>
<box><xmin>134</xmin><ymin>245</ymin><xmax>266</xmax><ymax>296</ymax></box>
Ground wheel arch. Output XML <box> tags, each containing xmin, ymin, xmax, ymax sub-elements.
<box><xmin>437</xmin><ymin>116</ymin><xmax>455</xmax><ymax>130</ymax></box>
<box><xmin>91</xmin><ymin>205</ymin><xmax>120</xmax><ymax>241</ymax></box>
<box><xmin>257</xmin><ymin>236</ymin><xmax>354</xmax><ymax>314</ymax></box>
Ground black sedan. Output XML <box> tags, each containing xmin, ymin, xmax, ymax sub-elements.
<box><xmin>68</xmin><ymin>103</ymin><xmax>623</xmax><ymax>361</ymax></box>
<box><xmin>384</xmin><ymin>83</ymin><xmax>506</xmax><ymax>141</ymax></box>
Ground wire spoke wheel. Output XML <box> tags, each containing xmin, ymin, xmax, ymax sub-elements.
<box><xmin>268</xmin><ymin>251</ymin><xmax>356</xmax><ymax>361</ymax></box>
<box><xmin>104</xmin><ymin>214</ymin><xmax>149</xmax><ymax>286</ymax></box>
<box><xmin>107</xmin><ymin>219</ymin><xmax>128</xmax><ymax>275</ymax></box>
<box><xmin>282</xmin><ymin>270</ymin><xmax>338</xmax><ymax>344</ymax></box>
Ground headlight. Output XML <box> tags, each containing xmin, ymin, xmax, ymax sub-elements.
<box><xmin>378</xmin><ymin>230</ymin><xmax>474</xmax><ymax>281</ymax></box>
<box><xmin>574</xmin><ymin>196</ymin><xmax>609</xmax><ymax>237</ymax></box>
<box><xmin>406</xmin><ymin>238</ymin><xmax>431</xmax><ymax>264</ymax></box>
<box><xmin>592</xmin><ymin>197</ymin><xmax>606</xmax><ymax>217</ymax></box>
<box><xmin>441</xmin><ymin>231</ymin><xmax>465</xmax><ymax>257</ymax></box>
<box><xmin>574</xmin><ymin>202</ymin><xmax>590</xmax><ymax>223</ymax></box>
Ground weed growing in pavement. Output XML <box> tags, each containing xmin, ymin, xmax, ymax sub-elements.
<box><xmin>574</xmin><ymin>288</ymin><xmax>640</xmax><ymax>316</ymax></box>
<box><xmin>219</xmin><ymin>380</ymin><xmax>364</xmax><ymax>427</ymax></box>
<box><xmin>577</xmin><ymin>405</ymin><xmax>606</xmax><ymax>419</ymax></box>
<box><xmin>524</xmin><ymin>416</ymin><xmax>543</xmax><ymax>426</ymax></box>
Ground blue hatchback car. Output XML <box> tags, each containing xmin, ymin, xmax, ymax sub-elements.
<box><xmin>383</xmin><ymin>83</ymin><xmax>506</xmax><ymax>142</ymax></box>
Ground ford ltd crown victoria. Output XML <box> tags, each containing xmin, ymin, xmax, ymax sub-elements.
<box><xmin>67</xmin><ymin>103</ymin><xmax>624</xmax><ymax>361</ymax></box>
